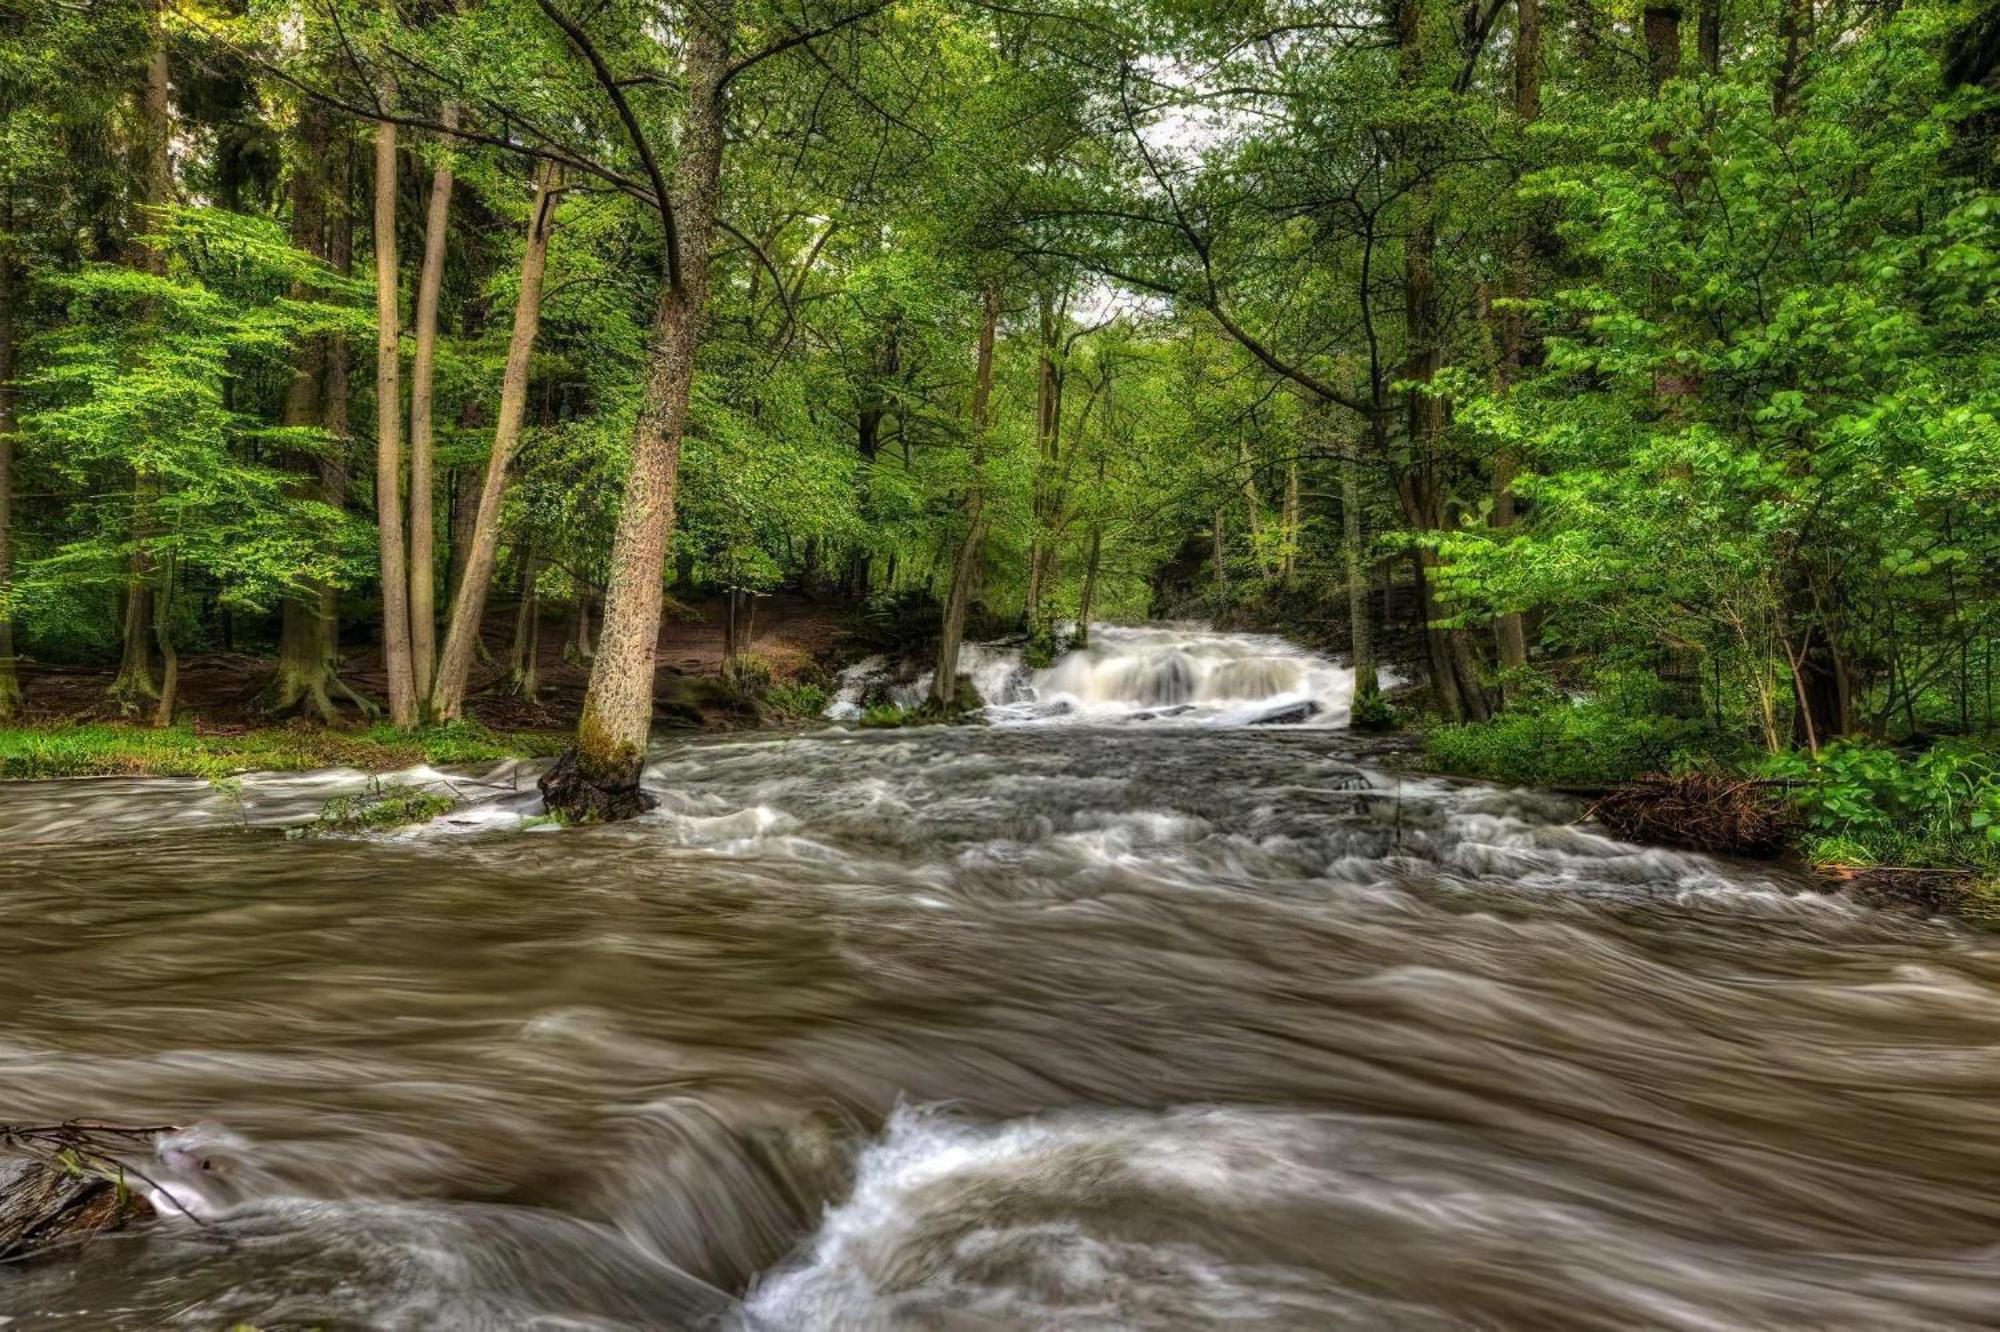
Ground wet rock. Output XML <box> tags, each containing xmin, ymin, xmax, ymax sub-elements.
<box><xmin>0</xmin><ymin>1158</ymin><xmax>154</xmax><ymax>1261</ymax></box>
<box><xmin>1248</xmin><ymin>700</ymin><xmax>1322</xmax><ymax>725</ymax></box>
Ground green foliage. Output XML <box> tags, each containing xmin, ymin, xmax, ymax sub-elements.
<box><xmin>308</xmin><ymin>779</ymin><xmax>456</xmax><ymax>835</ymax></box>
<box><xmin>859</xmin><ymin>702</ymin><xmax>912</xmax><ymax>728</ymax></box>
<box><xmin>1426</xmin><ymin>680</ymin><xmax>1728</xmax><ymax>788</ymax></box>
<box><xmin>1758</xmin><ymin>741</ymin><xmax>2000</xmax><ymax>871</ymax></box>
<box><xmin>1349</xmin><ymin>690</ymin><xmax>1398</xmax><ymax>734</ymax></box>
<box><xmin>763</xmin><ymin>680</ymin><xmax>830</xmax><ymax>719</ymax></box>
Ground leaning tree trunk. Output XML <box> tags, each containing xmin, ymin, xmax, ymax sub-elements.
<box><xmin>545</xmin><ymin>0</ymin><xmax>736</xmax><ymax>823</ymax></box>
<box><xmin>373</xmin><ymin>104</ymin><xmax>418</xmax><ymax>726</ymax></box>
<box><xmin>430</xmin><ymin>165</ymin><xmax>557</xmax><ymax>719</ymax></box>
<box><xmin>930</xmin><ymin>280</ymin><xmax>1001</xmax><ymax>715</ymax></box>
<box><xmin>0</xmin><ymin>192</ymin><xmax>21</xmax><ymax>719</ymax></box>
<box><xmin>111</xmin><ymin>2</ymin><xmax>172</xmax><ymax>714</ymax></box>
<box><xmin>407</xmin><ymin>104</ymin><xmax>457</xmax><ymax>707</ymax></box>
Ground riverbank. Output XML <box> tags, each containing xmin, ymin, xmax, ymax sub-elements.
<box><xmin>0</xmin><ymin>721</ymin><xmax>570</xmax><ymax>782</ymax></box>
<box><xmin>1410</xmin><ymin>698</ymin><xmax>2000</xmax><ymax>922</ymax></box>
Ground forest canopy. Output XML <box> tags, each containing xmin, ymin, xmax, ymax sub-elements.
<box><xmin>0</xmin><ymin>0</ymin><xmax>1996</xmax><ymax>815</ymax></box>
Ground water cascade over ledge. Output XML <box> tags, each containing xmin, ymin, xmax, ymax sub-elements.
<box><xmin>828</xmin><ymin>623</ymin><xmax>1369</xmax><ymax>726</ymax></box>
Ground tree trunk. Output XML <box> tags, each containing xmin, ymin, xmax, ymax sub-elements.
<box><xmin>318</xmin><ymin>133</ymin><xmax>373</xmax><ymax>715</ymax></box>
<box><xmin>111</xmin><ymin>2</ymin><xmax>172</xmax><ymax>714</ymax></box>
<box><xmin>0</xmin><ymin>191</ymin><xmax>21</xmax><ymax>719</ymax></box>
<box><xmin>431</xmin><ymin>165</ymin><xmax>557</xmax><ymax>719</ymax></box>
<box><xmin>1342</xmin><ymin>453</ymin><xmax>1379</xmax><ymax>703</ymax></box>
<box><xmin>1212</xmin><ymin>507</ymin><xmax>1229</xmax><ymax>617</ymax></box>
<box><xmin>151</xmin><ymin>555</ymin><xmax>178</xmax><ymax>728</ymax></box>
<box><xmin>1644</xmin><ymin>4</ymin><xmax>1683</xmax><ymax>93</ymax></box>
<box><xmin>930</xmin><ymin>280</ymin><xmax>1001</xmax><ymax>715</ymax></box>
<box><xmin>373</xmin><ymin>105</ymin><xmax>418</xmax><ymax>726</ymax></box>
<box><xmin>1492</xmin><ymin>0</ymin><xmax>1539</xmax><ymax>678</ymax></box>
<box><xmin>268</xmin><ymin>105</ymin><xmax>347</xmax><ymax>720</ymax></box>
<box><xmin>1280</xmin><ymin>459</ymin><xmax>1299</xmax><ymax>584</ymax></box>
<box><xmin>1396</xmin><ymin>0</ymin><xmax>1489</xmax><ymax>723</ymax></box>
<box><xmin>1076</xmin><ymin>524</ymin><xmax>1102</xmax><ymax>649</ymax></box>
<box><xmin>550</xmin><ymin>1</ymin><xmax>734</xmax><ymax>822</ymax></box>
<box><xmin>1238</xmin><ymin>436</ymin><xmax>1264</xmax><ymax>576</ymax></box>
<box><xmin>1024</xmin><ymin>290</ymin><xmax>1061</xmax><ymax>635</ymax></box>
<box><xmin>407</xmin><ymin>103</ymin><xmax>458</xmax><ymax>705</ymax></box>
<box><xmin>508</xmin><ymin>540</ymin><xmax>540</xmax><ymax>698</ymax></box>
<box><xmin>1698</xmin><ymin>0</ymin><xmax>1721</xmax><ymax>71</ymax></box>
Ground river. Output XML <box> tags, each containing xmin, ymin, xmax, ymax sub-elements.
<box><xmin>4</xmin><ymin>627</ymin><xmax>2000</xmax><ymax>1329</ymax></box>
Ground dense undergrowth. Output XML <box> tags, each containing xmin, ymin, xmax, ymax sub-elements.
<box><xmin>0</xmin><ymin>721</ymin><xmax>565</xmax><ymax>781</ymax></box>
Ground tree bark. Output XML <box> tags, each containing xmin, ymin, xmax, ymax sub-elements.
<box><xmin>1342</xmin><ymin>452</ymin><xmax>1379</xmax><ymax>704</ymax></box>
<box><xmin>1698</xmin><ymin>0</ymin><xmax>1721</xmax><ymax>72</ymax></box>
<box><xmin>1492</xmin><ymin>0</ymin><xmax>1539</xmax><ymax>677</ymax></box>
<box><xmin>1396</xmin><ymin>0</ymin><xmax>1490</xmax><ymax>722</ymax></box>
<box><xmin>1644</xmin><ymin>4</ymin><xmax>1683</xmax><ymax>92</ymax></box>
<box><xmin>407</xmin><ymin>103</ymin><xmax>458</xmax><ymax>705</ymax></box>
<box><xmin>930</xmin><ymin>280</ymin><xmax>1001</xmax><ymax>714</ymax></box>
<box><xmin>151</xmin><ymin>554</ymin><xmax>178</xmax><ymax>728</ymax></box>
<box><xmin>1024</xmin><ymin>290</ymin><xmax>1062</xmax><ymax>634</ymax></box>
<box><xmin>268</xmin><ymin>104</ymin><xmax>348</xmax><ymax>719</ymax></box>
<box><xmin>431</xmin><ymin>165</ymin><xmax>558</xmax><ymax>719</ymax></box>
<box><xmin>0</xmin><ymin>191</ymin><xmax>21</xmax><ymax>719</ymax></box>
<box><xmin>374</xmin><ymin>104</ymin><xmax>418</xmax><ymax>726</ymax></box>
<box><xmin>507</xmin><ymin>541</ymin><xmax>541</xmax><ymax>701</ymax></box>
<box><xmin>550</xmin><ymin>1</ymin><xmax>735</xmax><ymax>821</ymax></box>
<box><xmin>111</xmin><ymin>0</ymin><xmax>172</xmax><ymax>713</ymax></box>
<box><xmin>1774</xmin><ymin>0</ymin><xmax>1807</xmax><ymax>114</ymax></box>
<box><xmin>1280</xmin><ymin>459</ymin><xmax>1299</xmax><ymax>584</ymax></box>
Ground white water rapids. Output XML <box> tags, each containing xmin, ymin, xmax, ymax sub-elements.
<box><xmin>6</xmin><ymin>626</ymin><xmax>2000</xmax><ymax>1329</ymax></box>
<box><xmin>828</xmin><ymin>624</ymin><xmax>1371</xmax><ymax>726</ymax></box>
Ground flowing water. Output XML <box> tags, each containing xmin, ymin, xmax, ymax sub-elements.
<box><xmin>5</xmin><ymin>628</ymin><xmax>2000</xmax><ymax>1329</ymax></box>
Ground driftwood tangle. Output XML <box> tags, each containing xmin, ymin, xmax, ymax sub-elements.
<box><xmin>1586</xmin><ymin>774</ymin><xmax>1797</xmax><ymax>858</ymax></box>
<box><xmin>1</xmin><ymin>1122</ymin><xmax>170</xmax><ymax>1262</ymax></box>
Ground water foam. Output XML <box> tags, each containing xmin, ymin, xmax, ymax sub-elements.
<box><xmin>828</xmin><ymin>624</ymin><xmax>1369</xmax><ymax>727</ymax></box>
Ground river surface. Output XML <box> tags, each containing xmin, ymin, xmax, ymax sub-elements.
<box><xmin>6</xmin><ymin>629</ymin><xmax>2000</xmax><ymax>1329</ymax></box>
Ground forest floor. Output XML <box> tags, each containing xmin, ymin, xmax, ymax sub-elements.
<box><xmin>0</xmin><ymin>593</ymin><xmax>860</xmax><ymax>780</ymax></box>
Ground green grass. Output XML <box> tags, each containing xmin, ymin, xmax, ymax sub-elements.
<box><xmin>0</xmin><ymin>720</ymin><xmax>566</xmax><ymax>781</ymax></box>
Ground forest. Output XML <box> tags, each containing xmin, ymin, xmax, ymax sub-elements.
<box><xmin>12</xmin><ymin>0</ymin><xmax>2000</xmax><ymax>1320</ymax></box>
<box><xmin>1</xmin><ymin>0</ymin><xmax>1998</xmax><ymax>828</ymax></box>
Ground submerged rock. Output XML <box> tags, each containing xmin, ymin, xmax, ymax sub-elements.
<box><xmin>1247</xmin><ymin>700</ymin><xmax>1322</xmax><ymax>726</ymax></box>
<box><xmin>0</xmin><ymin>1157</ymin><xmax>154</xmax><ymax>1261</ymax></box>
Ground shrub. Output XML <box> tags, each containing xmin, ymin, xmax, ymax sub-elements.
<box><xmin>1425</xmin><ymin>691</ymin><xmax>1726</xmax><ymax>788</ymax></box>
<box><xmin>1349</xmin><ymin>690</ymin><xmax>1398</xmax><ymax>733</ymax></box>
<box><xmin>764</xmin><ymin>680</ymin><xmax>829</xmax><ymax>719</ymax></box>
<box><xmin>1756</xmin><ymin>740</ymin><xmax>2000</xmax><ymax>871</ymax></box>
<box><xmin>859</xmin><ymin>703</ymin><xmax>910</xmax><ymax>728</ymax></box>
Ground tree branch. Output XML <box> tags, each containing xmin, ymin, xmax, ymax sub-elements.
<box><xmin>720</xmin><ymin>1</ymin><xmax>892</xmax><ymax>91</ymax></box>
<box><xmin>532</xmin><ymin>0</ymin><xmax>682</xmax><ymax>289</ymax></box>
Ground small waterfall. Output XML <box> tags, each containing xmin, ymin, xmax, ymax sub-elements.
<box><xmin>827</xmin><ymin>624</ymin><xmax>1364</xmax><ymax>726</ymax></box>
